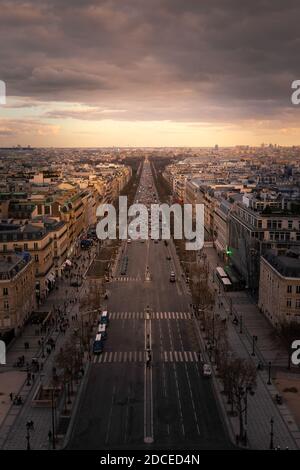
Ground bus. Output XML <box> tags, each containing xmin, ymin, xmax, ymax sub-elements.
<box><xmin>215</xmin><ymin>266</ymin><xmax>227</xmax><ymax>280</ymax></box>
<box><xmin>220</xmin><ymin>277</ymin><xmax>232</xmax><ymax>292</ymax></box>
<box><xmin>97</xmin><ymin>324</ymin><xmax>107</xmax><ymax>339</ymax></box>
<box><xmin>93</xmin><ymin>334</ymin><xmax>104</xmax><ymax>354</ymax></box>
<box><xmin>100</xmin><ymin>310</ymin><xmax>109</xmax><ymax>325</ymax></box>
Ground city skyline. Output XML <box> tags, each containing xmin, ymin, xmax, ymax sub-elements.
<box><xmin>1</xmin><ymin>0</ymin><xmax>300</xmax><ymax>147</ymax></box>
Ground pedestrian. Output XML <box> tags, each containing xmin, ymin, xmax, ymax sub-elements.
<box><xmin>48</xmin><ymin>430</ymin><xmax>52</xmax><ymax>442</ymax></box>
<box><xmin>9</xmin><ymin>392</ymin><xmax>13</xmax><ymax>401</ymax></box>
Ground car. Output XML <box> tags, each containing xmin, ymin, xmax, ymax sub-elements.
<box><xmin>202</xmin><ymin>364</ymin><xmax>212</xmax><ymax>377</ymax></box>
<box><xmin>127</xmin><ymin>238</ymin><xmax>131</xmax><ymax>244</ymax></box>
<box><xmin>170</xmin><ymin>271</ymin><xmax>176</xmax><ymax>282</ymax></box>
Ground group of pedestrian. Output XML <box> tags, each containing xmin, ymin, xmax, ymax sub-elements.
<box><xmin>10</xmin><ymin>393</ymin><xmax>23</xmax><ymax>405</ymax></box>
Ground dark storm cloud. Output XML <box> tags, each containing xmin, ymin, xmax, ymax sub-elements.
<box><xmin>1</xmin><ymin>0</ymin><xmax>300</xmax><ymax>124</ymax></box>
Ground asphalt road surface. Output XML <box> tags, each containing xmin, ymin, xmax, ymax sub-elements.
<box><xmin>68</xmin><ymin>159</ymin><xmax>232</xmax><ymax>450</ymax></box>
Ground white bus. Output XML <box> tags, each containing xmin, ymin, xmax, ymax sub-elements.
<box><xmin>220</xmin><ymin>277</ymin><xmax>232</xmax><ymax>291</ymax></box>
<box><xmin>216</xmin><ymin>266</ymin><xmax>227</xmax><ymax>279</ymax></box>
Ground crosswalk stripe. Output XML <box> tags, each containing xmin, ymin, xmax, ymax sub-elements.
<box><xmin>108</xmin><ymin>311</ymin><xmax>192</xmax><ymax>320</ymax></box>
<box><xmin>93</xmin><ymin>350</ymin><xmax>200</xmax><ymax>363</ymax></box>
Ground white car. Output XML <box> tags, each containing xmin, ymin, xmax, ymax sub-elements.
<box><xmin>202</xmin><ymin>364</ymin><xmax>212</xmax><ymax>377</ymax></box>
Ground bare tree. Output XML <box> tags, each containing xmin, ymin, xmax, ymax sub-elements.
<box><xmin>219</xmin><ymin>357</ymin><xmax>257</xmax><ymax>442</ymax></box>
<box><xmin>54</xmin><ymin>337</ymin><xmax>83</xmax><ymax>411</ymax></box>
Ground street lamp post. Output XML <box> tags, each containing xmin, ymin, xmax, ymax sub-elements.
<box><xmin>41</xmin><ymin>336</ymin><xmax>45</xmax><ymax>359</ymax></box>
<box><xmin>251</xmin><ymin>335</ymin><xmax>258</xmax><ymax>356</ymax></box>
<box><xmin>269</xmin><ymin>417</ymin><xmax>274</xmax><ymax>450</ymax></box>
<box><xmin>25</xmin><ymin>424</ymin><xmax>31</xmax><ymax>450</ymax></box>
<box><xmin>51</xmin><ymin>388</ymin><xmax>56</xmax><ymax>450</ymax></box>
<box><xmin>268</xmin><ymin>361</ymin><xmax>272</xmax><ymax>385</ymax></box>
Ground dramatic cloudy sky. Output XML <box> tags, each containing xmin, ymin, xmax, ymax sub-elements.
<box><xmin>0</xmin><ymin>0</ymin><xmax>300</xmax><ymax>146</ymax></box>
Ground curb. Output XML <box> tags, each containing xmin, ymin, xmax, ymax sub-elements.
<box><xmin>61</xmin><ymin>361</ymin><xmax>91</xmax><ymax>449</ymax></box>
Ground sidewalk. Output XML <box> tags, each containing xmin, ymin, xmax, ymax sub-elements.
<box><xmin>204</xmin><ymin>246</ymin><xmax>300</xmax><ymax>449</ymax></box>
<box><xmin>0</xmin><ymin>248</ymin><xmax>95</xmax><ymax>450</ymax></box>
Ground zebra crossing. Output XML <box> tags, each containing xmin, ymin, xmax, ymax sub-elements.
<box><xmin>114</xmin><ymin>276</ymin><xmax>142</xmax><ymax>282</ymax></box>
<box><xmin>93</xmin><ymin>350</ymin><xmax>201</xmax><ymax>364</ymax></box>
<box><xmin>109</xmin><ymin>311</ymin><xmax>192</xmax><ymax>320</ymax></box>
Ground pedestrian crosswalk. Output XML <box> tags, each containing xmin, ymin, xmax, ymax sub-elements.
<box><xmin>114</xmin><ymin>276</ymin><xmax>142</xmax><ymax>282</ymax></box>
<box><xmin>93</xmin><ymin>350</ymin><xmax>201</xmax><ymax>364</ymax></box>
<box><xmin>109</xmin><ymin>311</ymin><xmax>192</xmax><ymax>320</ymax></box>
<box><xmin>163</xmin><ymin>350</ymin><xmax>200</xmax><ymax>363</ymax></box>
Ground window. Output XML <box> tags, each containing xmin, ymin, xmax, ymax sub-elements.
<box><xmin>4</xmin><ymin>300</ymin><xmax>9</xmax><ymax>310</ymax></box>
<box><xmin>296</xmin><ymin>286</ymin><xmax>300</xmax><ymax>294</ymax></box>
<box><xmin>34</xmin><ymin>242</ymin><xmax>38</xmax><ymax>250</ymax></box>
<box><xmin>3</xmin><ymin>287</ymin><xmax>8</xmax><ymax>296</ymax></box>
<box><xmin>287</xmin><ymin>285</ymin><xmax>292</xmax><ymax>294</ymax></box>
<box><xmin>34</xmin><ymin>255</ymin><xmax>39</xmax><ymax>262</ymax></box>
<box><xmin>287</xmin><ymin>299</ymin><xmax>292</xmax><ymax>308</ymax></box>
<box><xmin>288</xmin><ymin>220</ymin><xmax>293</xmax><ymax>229</ymax></box>
<box><xmin>296</xmin><ymin>299</ymin><xmax>300</xmax><ymax>309</ymax></box>
<box><xmin>24</xmin><ymin>243</ymin><xmax>28</xmax><ymax>250</ymax></box>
